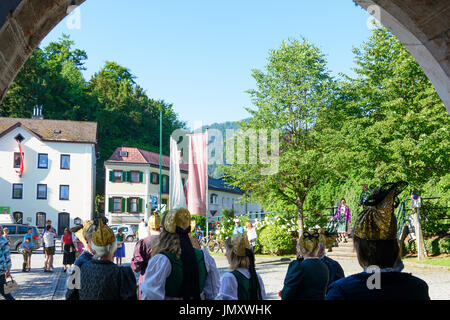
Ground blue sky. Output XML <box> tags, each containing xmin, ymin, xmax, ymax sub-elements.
<box><xmin>40</xmin><ymin>0</ymin><xmax>373</xmax><ymax>129</ymax></box>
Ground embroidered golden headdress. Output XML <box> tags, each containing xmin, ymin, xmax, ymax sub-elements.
<box><xmin>318</xmin><ymin>228</ymin><xmax>337</xmax><ymax>250</ymax></box>
<box><xmin>148</xmin><ymin>213</ymin><xmax>161</xmax><ymax>229</ymax></box>
<box><xmin>92</xmin><ymin>219</ymin><xmax>116</xmax><ymax>247</ymax></box>
<box><xmin>163</xmin><ymin>208</ymin><xmax>191</xmax><ymax>233</ymax></box>
<box><xmin>354</xmin><ymin>181</ymin><xmax>407</xmax><ymax>240</ymax></box>
<box><xmin>71</xmin><ymin>220</ymin><xmax>94</xmax><ymax>247</ymax></box>
<box><xmin>299</xmin><ymin>230</ymin><xmax>320</xmax><ymax>253</ymax></box>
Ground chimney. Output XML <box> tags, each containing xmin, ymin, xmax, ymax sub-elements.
<box><xmin>32</xmin><ymin>105</ymin><xmax>44</xmax><ymax>120</ymax></box>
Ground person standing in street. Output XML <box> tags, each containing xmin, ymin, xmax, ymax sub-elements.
<box><xmin>138</xmin><ymin>219</ymin><xmax>149</xmax><ymax>240</ymax></box>
<box><xmin>115</xmin><ymin>228</ymin><xmax>126</xmax><ymax>266</ymax></box>
<box><xmin>20</xmin><ymin>237</ymin><xmax>33</xmax><ymax>272</ymax></box>
<box><xmin>41</xmin><ymin>220</ymin><xmax>57</xmax><ymax>269</ymax></box>
<box><xmin>0</xmin><ymin>226</ymin><xmax>14</xmax><ymax>300</ymax></box>
<box><xmin>43</xmin><ymin>225</ymin><xmax>57</xmax><ymax>272</ymax></box>
<box><xmin>61</xmin><ymin>228</ymin><xmax>76</xmax><ymax>273</ymax></box>
<box><xmin>233</xmin><ymin>219</ymin><xmax>244</xmax><ymax>235</ymax></box>
<box><xmin>359</xmin><ymin>184</ymin><xmax>371</xmax><ymax>205</ymax></box>
<box><xmin>131</xmin><ymin>214</ymin><xmax>161</xmax><ymax>300</ymax></box>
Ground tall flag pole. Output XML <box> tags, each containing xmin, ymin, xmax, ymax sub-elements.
<box><xmin>205</xmin><ymin>128</ymin><xmax>209</xmax><ymax>239</ymax></box>
<box><xmin>159</xmin><ymin>110</ymin><xmax>162</xmax><ymax>213</ymax></box>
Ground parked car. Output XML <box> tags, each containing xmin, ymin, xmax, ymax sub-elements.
<box><xmin>109</xmin><ymin>224</ymin><xmax>135</xmax><ymax>242</ymax></box>
<box><xmin>1</xmin><ymin>224</ymin><xmax>42</xmax><ymax>253</ymax></box>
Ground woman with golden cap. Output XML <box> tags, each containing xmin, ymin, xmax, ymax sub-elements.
<box><xmin>79</xmin><ymin>219</ymin><xmax>137</xmax><ymax>300</ymax></box>
<box><xmin>140</xmin><ymin>208</ymin><xmax>220</xmax><ymax>300</ymax></box>
<box><xmin>280</xmin><ymin>230</ymin><xmax>329</xmax><ymax>300</ymax></box>
<box><xmin>131</xmin><ymin>213</ymin><xmax>161</xmax><ymax>300</ymax></box>
<box><xmin>326</xmin><ymin>182</ymin><xmax>430</xmax><ymax>300</ymax></box>
<box><xmin>66</xmin><ymin>220</ymin><xmax>96</xmax><ymax>300</ymax></box>
<box><xmin>218</xmin><ymin>233</ymin><xmax>266</xmax><ymax>300</ymax></box>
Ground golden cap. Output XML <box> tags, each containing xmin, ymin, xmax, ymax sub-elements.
<box><xmin>163</xmin><ymin>208</ymin><xmax>191</xmax><ymax>233</ymax></box>
<box><xmin>230</xmin><ymin>233</ymin><xmax>251</xmax><ymax>257</ymax></box>
<box><xmin>354</xmin><ymin>182</ymin><xmax>406</xmax><ymax>240</ymax></box>
<box><xmin>299</xmin><ymin>230</ymin><xmax>320</xmax><ymax>253</ymax></box>
<box><xmin>148</xmin><ymin>214</ymin><xmax>161</xmax><ymax>229</ymax></box>
<box><xmin>92</xmin><ymin>219</ymin><xmax>116</xmax><ymax>247</ymax></box>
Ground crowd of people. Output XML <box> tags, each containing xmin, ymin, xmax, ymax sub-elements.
<box><xmin>1</xmin><ymin>181</ymin><xmax>431</xmax><ymax>301</ymax></box>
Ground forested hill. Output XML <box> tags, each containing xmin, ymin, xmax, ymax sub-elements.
<box><xmin>0</xmin><ymin>34</ymin><xmax>186</xmax><ymax>195</ymax></box>
<box><xmin>203</xmin><ymin>120</ymin><xmax>247</xmax><ymax>178</ymax></box>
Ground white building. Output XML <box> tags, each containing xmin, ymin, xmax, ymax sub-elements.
<box><xmin>207</xmin><ymin>177</ymin><xmax>264</xmax><ymax>226</ymax></box>
<box><xmin>0</xmin><ymin>117</ymin><xmax>97</xmax><ymax>234</ymax></box>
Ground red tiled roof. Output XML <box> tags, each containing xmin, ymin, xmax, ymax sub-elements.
<box><xmin>107</xmin><ymin>147</ymin><xmax>188</xmax><ymax>172</ymax></box>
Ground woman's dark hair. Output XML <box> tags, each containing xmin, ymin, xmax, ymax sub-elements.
<box><xmin>245</xmin><ymin>248</ymin><xmax>263</xmax><ymax>300</ymax></box>
<box><xmin>341</xmin><ymin>198</ymin><xmax>346</xmax><ymax>202</ymax></box>
<box><xmin>353</xmin><ymin>236</ymin><xmax>400</xmax><ymax>269</ymax></box>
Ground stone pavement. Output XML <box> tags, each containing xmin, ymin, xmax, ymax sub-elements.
<box><xmin>2</xmin><ymin>242</ymin><xmax>449</xmax><ymax>300</ymax></box>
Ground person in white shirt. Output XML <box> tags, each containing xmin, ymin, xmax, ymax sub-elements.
<box><xmin>43</xmin><ymin>225</ymin><xmax>57</xmax><ymax>272</ymax></box>
<box><xmin>245</xmin><ymin>222</ymin><xmax>257</xmax><ymax>252</ymax></box>
<box><xmin>218</xmin><ymin>233</ymin><xmax>266</xmax><ymax>300</ymax></box>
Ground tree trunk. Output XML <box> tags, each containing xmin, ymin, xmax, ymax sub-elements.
<box><xmin>297</xmin><ymin>200</ymin><xmax>304</xmax><ymax>238</ymax></box>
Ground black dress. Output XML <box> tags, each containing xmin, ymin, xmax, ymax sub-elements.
<box><xmin>325</xmin><ymin>271</ymin><xmax>430</xmax><ymax>300</ymax></box>
<box><xmin>80</xmin><ymin>259</ymin><xmax>137</xmax><ymax>300</ymax></box>
<box><xmin>280</xmin><ymin>258</ymin><xmax>330</xmax><ymax>300</ymax></box>
<box><xmin>63</xmin><ymin>243</ymin><xmax>76</xmax><ymax>265</ymax></box>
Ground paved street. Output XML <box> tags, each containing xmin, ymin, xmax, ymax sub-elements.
<box><xmin>2</xmin><ymin>242</ymin><xmax>449</xmax><ymax>300</ymax></box>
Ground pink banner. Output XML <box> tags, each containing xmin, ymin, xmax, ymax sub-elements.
<box><xmin>188</xmin><ymin>133</ymin><xmax>207</xmax><ymax>216</ymax></box>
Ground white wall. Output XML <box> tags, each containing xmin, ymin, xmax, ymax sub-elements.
<box><xmin>0</xmin><ymin>127</ymin><xmax>95</xmax><ymax>231</ymax></box>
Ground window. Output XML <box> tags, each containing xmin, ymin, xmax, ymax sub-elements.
<box><xmin>38</xmin><ymin>153</ymin><xmax>48</xmax><ymax>169</ymax></box>
<box><xmin>150</xmin><ymin>172</ymin><xmax>159</xmax><ymax>184</ymax></box>
<box><xmin>113</xmin><ymin>170</ymin><xmax>123</xmax><ymax>182</ymax></box>
<box><xmin>129</xmin><ymin>198</ymin><xmax>139</xmax><ymax>213</ymax></box>
<box><xmin>210</xmin><ymin>193</ymin><xmax>218</xmax><ymax>204</ymax></box>
<box><xmin>60</xmin><ymin>185</ymin><xmax>69</xmax><ymax>200</ymax></box>
<box><xmin>13</xmin><ymin>152</ymin><xmax>23</xmax><ymax>168</ymax></box>
<box><xmin>130</xmin><ymin>171</ymin><xmax>140</xmax><ymax>183</ymax></box>
<box><xmin>37</xmin><ymin>184</ymin><xmax>47</xmax><ymax>200</ymax></box>
<box><xmin>12</xmin><ymin>184</ymin><xmax>23</xmax><ymax>199</ymax></box>
<box><xmin>17</xmin><ymin>226</ymin><xmax>29</xmax><ymax>234</ymax></box>
<box><xmin>36</xmin><ymin>212</ymin><xmax>46</xmax><ymax>228</ymax></box>
<box><xmin>3</xmin><ymin>225</ymin><xmax>16</xmax><ymax>235</ymax></box>
<box><xmin>162</xmin><ymin>175</ymin><xmax>169</xmax><ymax>194</ymax></box>
<box><xmin>13</xmin><ymin>212</ymin><xmax>23</xmax><ymax>224</ymax></box>
<box><xmin>113</xmin><ymin>198</ymin><xmax>122</xmax><ymax>212</ymax></box>
<box><xmin>61</xmin><ymin>154</ymin><xmax>70</xmax><ymax>170</ymax></box>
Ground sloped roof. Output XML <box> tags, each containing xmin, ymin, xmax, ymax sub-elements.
<box><xmin>107</xmin><ymin>146</ymin><xmax>189</xmax><ymax>172</ymax></box>
<box><xmin>0</xmin><ymin>117</ymin><xmax>97</xmax><ymax>144</ymax></box>
<box><xmin>208</xmin><ymin>177</ymin><xmax>243</xmax><ymax>195</ymax></box>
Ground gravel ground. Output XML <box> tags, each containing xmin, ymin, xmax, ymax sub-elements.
<box><xmin>3</xmin><ymin>242</ymin><xmax>449</xmax><ymax>300</ymax></box>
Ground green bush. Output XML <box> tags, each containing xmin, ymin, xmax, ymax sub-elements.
<box><xmin>258</xmin><ymin>224</ymin><xmax>295</xmax><ymax>256</ymax></box>
<box><xmin>438</xmin><ymin>238</ymin><xmax>450</xmax><ymax>254</ymax></box>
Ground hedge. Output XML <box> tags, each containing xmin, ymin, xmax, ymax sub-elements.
<box><xmin>258</xmin><ymin>224</ymin><xmax>296</xmax><ymax>256</ymax></box>
<box><xmin>403</xmin><ymin>238</ymin><xmax>450</xmax><ymax>255</ymax></box>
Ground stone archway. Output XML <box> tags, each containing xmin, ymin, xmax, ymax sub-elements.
<box><xmin>0</xmin><ymin>0</ymin><xmax>449</xmax><ymax>113</ymax></box>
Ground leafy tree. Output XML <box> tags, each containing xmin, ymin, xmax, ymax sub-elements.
<box><xmin>223</xmin><ymin>39</ymin><xmax>340</xmax><ymax>236</ymax></box>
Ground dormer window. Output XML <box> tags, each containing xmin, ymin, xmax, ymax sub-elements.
<box><xmin>119</xmin><ymin>150</ymin><xmax>128</xmax><ymax>157</ymax></box>
<box><xmin>14</xmin><ymin>134</ymin><xmax>24</xmax><ymax>143</ymax></box>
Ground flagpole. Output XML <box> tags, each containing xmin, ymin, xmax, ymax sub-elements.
<box><xmin>159</xmin><ymin>110</ymin><xmax>162</xmax><ymax>213</ymax></box>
